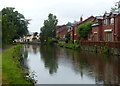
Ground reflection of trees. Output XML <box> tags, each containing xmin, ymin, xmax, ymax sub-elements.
<box><xmin>69</xmin><ymin>50</ymin><xmax>120</xmax><ymax>84</ymax></box>
<box><xmin>21</xmin><ymin>45</ymin><xmax>29</xmax><ymax>70</ymax></box>
<box><xmin>40</xmin><ymin>45</ymin><xmax>58</xmax><ymax>74</ymax></box>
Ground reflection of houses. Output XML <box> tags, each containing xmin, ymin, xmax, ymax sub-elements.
<box><xmin>24</xmin><ymin>45</ymin><xmax>40</xmax><ymax>53</ymax></box>
<box><xmin>92</xmin><ymin>10</ymin><xmax>120</xmax><ymax>41</ymax></box>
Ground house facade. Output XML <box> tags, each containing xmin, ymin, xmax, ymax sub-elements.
<box><xmin>56</xmin><ymin>25</ymin><xmax>68</xmax><ymax>40</ymax></box>
<box><xmin>56</xmin><ymin>16</ymin><xmax>95</xmax><ymax>42</ymax></box>
<box><xmin>92</xmin><ymin>16</ymin><xmax>103</xmax><ymax>41</ymax></box>
<box><xmin>92</xmin><ymin>10</ymin><xmax>120</xmax><ymax>42</ymax></box>
<box><xmin>13</xmin><ymin>33</ymin><xmax>40</xmax><ymax>43</ymax></box>
<box><xmin>69</xmin><ymin>16</ymin><xmax>95</xmax><ymax>41</ymax></box>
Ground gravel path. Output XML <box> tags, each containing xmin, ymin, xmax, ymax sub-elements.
<box><xmin>0</xmin><ymin>45</ymin><xmax>15</xmax><ymax>53</ymax></box>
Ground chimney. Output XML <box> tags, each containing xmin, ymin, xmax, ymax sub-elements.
<box><xmin>80</xmin><ymin>17</ymin><xmax>83</xmax><ymax>22</ymax></box>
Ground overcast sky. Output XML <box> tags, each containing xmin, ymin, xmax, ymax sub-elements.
<box><xmin>0</xmin><ymin>0</ymin><xmax>119</xmax><ymax>33</ymax></box>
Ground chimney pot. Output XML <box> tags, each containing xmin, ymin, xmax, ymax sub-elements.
<box><xmin>80</xmin><ymin>17</ymin><xmax>83</xmax><ymax>21</ymax></box>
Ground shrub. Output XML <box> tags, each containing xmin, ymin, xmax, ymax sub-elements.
<box><xmin>101</xmin><ymin>46</ymin><xmax>110</xmax><ymax>54</ymax></box>
<box><xmin>57</xmin><ymin>43</ymin><xmax>80</xmax><ymax>49</ymax></box>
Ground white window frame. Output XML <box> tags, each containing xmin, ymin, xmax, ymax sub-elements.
<box><xmin>110</xmin><ymin>18</ymin><xmax>114</xmax><ymax>24</ymax></box>
<box><xmin>104</xmin><ymin>19</ymin><xmax>108</xmax><ymax>25</ymax></box>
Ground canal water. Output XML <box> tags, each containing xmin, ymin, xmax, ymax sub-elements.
<box><xmin>22</xmin><ymin>44</ymin><xmax>120</xmax><ymax>84</ymax></box>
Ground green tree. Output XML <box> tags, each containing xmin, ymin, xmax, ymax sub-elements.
<box><xmin>65</xmin><ymin>32</ymin><xmax>70</xmax><ymax>40</ymax></box>
<box><xmin>111</xmin><ymin>1</ymin><xmax>120</xmax><ymax>12</ymax></box>
<box><xmin>2</xmin><ymin>7</ymin><xmax>29</xmax><ymax>45</ymax></box>
<box><xmin>40</xmin><ymin>13</ymin><xmax>58</xmax><ymax>41</ymax></box>
<box><xmin>66</xmin><ymin>22</ymin><xmax>72</xmax><ymax>26</ymax></box>
<box><xmin>33</xmin><ymin>32</ymin><xmax>38</xmax><ymax>36</ymax></box>
<box><xmin>78</xmin><ymin>22</ymin><xmax>93</xmax><ymax>39</ymax></box>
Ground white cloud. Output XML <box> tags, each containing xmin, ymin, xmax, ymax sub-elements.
<box><xmin>0</xmin><ymin>0</ymin><xmax>119</xmax><ymax>32</ymax></box>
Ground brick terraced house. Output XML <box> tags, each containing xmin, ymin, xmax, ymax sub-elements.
<box><xmin>56</xmin><ymin>25</ymin><xmax>68</xmax><ymax>40</ymax></box>
<box><xmin>69</xmin><ymin>16</ymin><xmax>95</xmax><ymax>41</ymax></box>
<box><xmin>92</xmin><ymin>10</ymin><xmax>120</xmax><ymax>42</ymax></box>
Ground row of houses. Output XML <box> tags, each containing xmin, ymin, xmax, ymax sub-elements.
<box><xmin>56</xmin><ymin>9</ymin><xmax>120</xmax><ymax>42</ymax></box>
<box><xmin>13</xmin><ymin>33</ymin><xmax>40</xmax><ymax>43</ymax></box>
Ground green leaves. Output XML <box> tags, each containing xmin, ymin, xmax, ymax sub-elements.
<box><xmin>65</xmin><ymin>32</ymin><xmax>70</xmax><ymax>40</ymax></box>
<box><xmin>2</xmin><ymin>7</ymin><xmax>29</xmax><ymax>45</ymax></box>
<box><xmin>78</xmin><ymin>22</ymin><xmax>93</xmax><ymax>39</ymax></box>
<box><xmin>111</xmin><ymin>1</ymin><xmax>120</xmax><ymax>12</ymax></box>
<box><xmin>40</xmin><ymin>13</ymin><xmax>58</xmax><ymax>41</ymax></box>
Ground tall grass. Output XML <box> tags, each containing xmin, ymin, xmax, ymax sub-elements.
<box><xmin>2</xmin><ymin>45</ymin><xmax>32</xmax><ymax>85</ymax></box>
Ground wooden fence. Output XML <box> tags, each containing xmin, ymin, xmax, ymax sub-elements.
<box><xmin>80</xmin><ymin>41</ymin><xmax>120</xmax><ymax>48</ymax></box>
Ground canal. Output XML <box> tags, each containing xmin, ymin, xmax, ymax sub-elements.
<box><xmin>22</xmin><ymin>44</ymin><xmax>120</xmax><ymax>84</ymax></box>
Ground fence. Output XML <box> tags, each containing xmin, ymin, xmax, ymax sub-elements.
<box><xmin>80</xmin><ymin>41</ymin><xmax>120</xmax><ymax>48</ymax></box>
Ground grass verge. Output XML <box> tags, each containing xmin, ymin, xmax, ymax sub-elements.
<box><xmin>2</xmin><ymin>45</ymin><xmax>33</xmax><ymax>85</ymax></box>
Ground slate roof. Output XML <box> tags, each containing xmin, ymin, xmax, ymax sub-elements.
<box><xmin>96</xmin><ymin>16</ymin><xmax>103</xmax><ymax>20</ymax></box>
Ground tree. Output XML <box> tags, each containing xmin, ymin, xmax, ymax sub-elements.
<box><xmin>40</xmin><ymin>13</ymin><xmax>58</xmax><ymax>41</ymax></box>
<box><xmin>66</xmin><ymin>22</ymin><xmax>72</xmax><ymax>26</ymax></box>
<box><xmin>0</xmin><ymin>11</ymin><xmax>2</xmax><ymax>48</ymax></box>
<box><xmin>111</xmin><ymin>1</ymin><xmax>120</xmax><ymax>12</ymax></box>
<box><xmin>65</xmin><ymin>32</ymin><xmax>70</xmax><ymax>40</ymax></box>
<box><xmin>78</xmin><ymin>22</ymin><xmax>93</xmax><ymax>39</ymax></box>
<box><xmin>2</xmin><ymin>7</ymin><xmax>29</xmax><ymax>45</ymax></box>
<box><xmin>33</xmin><ymin>32</ymin><xmax>38</xmax><ymax>36</ymax></box>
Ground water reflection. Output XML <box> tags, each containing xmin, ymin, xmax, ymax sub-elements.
<box><xmin>40</xmin><ymin>45</ymin><xmax>58</xmax><ymax>74</ymax></box>
<box><xmin>22</xmin><ymin>44</ymin><xmax>120</xmax><ymax>84</ymax></box>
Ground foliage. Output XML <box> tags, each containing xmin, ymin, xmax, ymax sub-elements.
<box><xmin>47</xmin><ymin>37</ymin><xmax>53</xmax><ymax>44</ymax></box>
<box><xmin>65</xmin><ymin>32</ymin><xmax>70</xmax><ymax>40</ymax></box>
<box><xmin>66</xmin><ymin>22</ymin><xmax>72</xmax><ymax>26</ymax></box>
<box><xmin>111</xmin><ymin>1</ymin><xmax>120</xmax><ymax>12</ymax></box>
<box><xmin>2</xmin><ymin>7</ymin><xmax>30</xmax><ymax>45</ymax></box>
<box><xmin>56</xmin><ymin>36</ymin><xmax>60</xmax><ymax>40</ymax></box>
<box><xmin>74</xmin><ymin>40</ymin><xmax>80</xmax><ymax>44</ymax></box>
<box><xmin>101</xmin><ymin>46</ymin><xmax>110</xmax><ymax>54</ymax></box>
<box><xmin>2</xmin><ymin>45</ymin><xmax>33</xmax><ymax>85</ymax></box>
<box><xmin>40</xmin><ymin>13</ymin><xmax>58</xmax><ymax>41</ymax></box>
<box><xmin>78</xmin><ymin>22</ymin><xmax>93</xmax><ymax>39</ymax></box>
<box><xmin>57</xmin><ymin>43</ymin><xmax>80</xmax><ymax>49</ymax></box>
<box><xmin>33</xmin><ymin>32</ymin><xmax>38</xmax><ymax>36</ymax></box>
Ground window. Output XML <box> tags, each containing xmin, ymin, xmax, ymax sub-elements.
<box><xmin>105</xmin><ymin>33</ymin><xmax>112</xmax><ymax>41</ymax></box>
<box><xmin>104</xmin><ymin>19</ymin><xmax>108</xmax><ymax>25</ymax></box>
<box><xmin>95</xmin><ymin>20</ymin><xmax>98</xmax><ymax>23</ymax></box>
<box><xmin>94</xmin><ymin>34</ymin><xmax>98</xmax><ymax>41</ymax></box>
<box><xmin>110</xmin><ymin>18</ymin><xmax>114</xmax><ymax>24</ymax></box>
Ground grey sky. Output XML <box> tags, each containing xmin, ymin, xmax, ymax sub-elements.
<box><xmin>0</xmin><ymin>0</ymin><xmax>119</xmax><ymax>33</ymax></box>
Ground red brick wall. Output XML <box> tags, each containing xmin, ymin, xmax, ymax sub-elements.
<box><xmin>74</xmin><ymin>16</ymin><xmax>95</xmax><ymax>40</ymax></box>
<box><xmin>92</xmin><ymin>26</ymin><xmax>99</xmax><ymax>41</ymax></box>
<box><xmin>115</xmin><ymin>14</ymin><xmax>120</xmax><ymax>41</ymax></box>
<box><xmin>91</xmin><ymin>14</ymin><xmax>120</xmax><ymax>42</ymax></box>
<box><xmin>56</xmin><ymin>25</ymin><xmax>67</xmax><ymax>39</ymax></box>
<box><xmin>92</xmin><ymin>25</ymin><xmax>102</xmax><ymax>41</ymax></box>
<box><xmin>102</xmin><ymin>24</ymin><xmax>114</xmax><ymax>41</ymax></box>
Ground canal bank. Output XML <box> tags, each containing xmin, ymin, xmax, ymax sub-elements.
<box><xmin>80</xmin><ymin>45</ymin><xmax>120</xmax><ymax>56</ymax></box>
<box><xmin>57</xmin><ymin>43</ymin><xmax>120</xmax><ymax>56</ymax></box>
<box><xmin>2</xmin><ymin>45</ymin><xmax>33</xmax><ymax>85</ymax></box>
